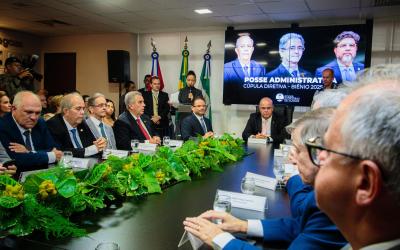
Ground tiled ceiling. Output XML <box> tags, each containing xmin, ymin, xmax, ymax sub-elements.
<box><xmin>0</xmin><ymin>0</ymin><xmax>399</xmax><ymax>36</ymax></box>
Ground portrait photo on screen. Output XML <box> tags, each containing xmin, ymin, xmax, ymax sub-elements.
<box><xmin>223</xmin><ymin>24</ymin><xmax>372</xmax><ymax>106</ymax></box>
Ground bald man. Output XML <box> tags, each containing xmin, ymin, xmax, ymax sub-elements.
<box><xmin>242</xmin><ymin>97</ymin><xmax>289</xmax><ymax>144</ymax></box>
<box><xmin>223</xmin><ymin>35</ymin><xmax>267</xmax><ymax>104</ymax></box>
<box><xmin>0</xmin><ymin>91</ymin><xmax>62</xmax><ymax>174</ymax></box>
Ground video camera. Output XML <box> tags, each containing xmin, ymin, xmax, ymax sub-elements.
<box><xmin>21</xmin><ymin>54</ymin><xmax>43</xmax><ymax>81</ymax></box>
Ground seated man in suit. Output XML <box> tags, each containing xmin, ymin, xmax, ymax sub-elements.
<box><xmin>86</xmin><ymin>93</ymin><xmax>116</xmax><ymax>149</ymax></box>
<box><xmin>242</xmin><ymin>97</ymin><xmax>289</xmax><ymax>144</ymax></box>
<box><xmin>184</xmin><ymin>108</ymin><xmax>347</xmax><ymax>250</ymax></box>
<box><xmin>315</xmin><ymin>31</ymin><xmax>364</xmax><ymax>85</ymax></box>
<box><xmin>267</xmin><ymin>33</ymin><xmax>312</xmax><ymax>78</ymax></box>
<box><xmin>143</xmin><ymin>76</ymin><xmax>170</xmax><ymax>138</ymax></box>
<box><xmin>0</xmin><ymin>91</ymin><xmax>62</xmax><ymax>174</ymax></box>
<box><xmin>47</xmin><ymin>93</ymin><xmax>107</xmax><ymax>158</ymax></box>
<box><xmin>178</xmin><ymin>71</ymin><xmax>203</xmax><ymax>104</ymax></box>
<box><xmin>113</xmin><ymin>91</ymin><xmax>160</xmax><ymax>150</ymax></box>
<box><xmin>181</xmin><ymin>97</ymin><xmax>213</xmax><ymax>141</ymax></box>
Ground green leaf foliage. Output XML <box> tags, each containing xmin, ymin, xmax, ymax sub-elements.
<box><xmin>0</xmin><ymin>134</ymin><xmax>244</xmax><ymax>239</ymax></box>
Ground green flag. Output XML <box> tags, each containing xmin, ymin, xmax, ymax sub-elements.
<box><xmin>200</xmin><ymin>52</ymin><xmax>211</xmax><ymax>122</ymax></box>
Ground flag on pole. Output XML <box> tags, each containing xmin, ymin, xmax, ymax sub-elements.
<box><xmin>151</xmin><ymin>51</ymin><xmax>165</xmax><ymax>90</ymax></box>
<box><xmin>178</xmin><ymin>37</ymin><xmax>189</xmax><ymax>90</ymax></box>
<box><xmin>200</xmin><ymin>41</ymin><xmax>212</xmax><ymax>122</ymax></box>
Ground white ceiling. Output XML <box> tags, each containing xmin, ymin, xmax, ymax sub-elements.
<box><xmin>0</xmin><ymin>0</ymin><xmax>399</xmax><ymax>37</ymax></box>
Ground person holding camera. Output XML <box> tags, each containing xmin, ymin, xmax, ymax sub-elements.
<box><xmin>0</xmin><ymin>57</ymin><xmax>35</xmax><ymax>99</ymax></box>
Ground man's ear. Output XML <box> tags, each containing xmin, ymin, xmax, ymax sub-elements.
<box><xmin>355</xmin><ymin>160</ymin><xmax>383</xmax><ymax>206</ymax></box>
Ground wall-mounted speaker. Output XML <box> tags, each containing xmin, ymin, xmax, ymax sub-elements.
<box><xmin>107</xmin><ymin>50</ymin><xmax>130</xmax><ymax>83</ymax></box>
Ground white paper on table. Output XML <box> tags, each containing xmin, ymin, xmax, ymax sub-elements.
<box><xmin>178</xmin><ymin>230</ymin><xmax>203</xmax><ymax>249</ymax></box>
<box><xmin>169</xmin><ymin>139</ymin><xmax>183</xmax><ymax>148</ymax></box>
<box><xmin>103</xmin><ymin>149</ymin><xmax>129</xmax><ymax>159</ymax></box>
<box><xmin>248</xmin><ymin>137</ymin><xmax>268</xmax><ymax>144</ymax></box>
<box><xmin>216</xmin><ymin>190</ymin><xmax>267</xmax><ymax>212</ymax></box>
<box><xmin>138</xmin><ymin>143</ymin><xmax>157</xmax><ymax>151</ymax></box>
<box><xmin>245</xmin><ymin>172</ymin><xmax>278</xmax><ymax>191</ymax></box>
<box><xmin>70</xmin><ymin>158</ymin><xmax>91</xmax><ymax>169</ymax></box>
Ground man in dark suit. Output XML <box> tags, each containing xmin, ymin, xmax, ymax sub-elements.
<box><xmin>315</xmin><ymin>31</ymin><xmax>364</xmax><ymax>85</ymax></box>
<box><xmin>242</xmin><ymin>97</ymin><xmax>289</xmax><ymax>144</ymax></box>
<box><xmin>143</xmin><ymin>76</ymin><xmax>170</xmax><ymax>138</ymax></box>
<box><xmin>113</xmin><ymin>91</ymin><xmax>161</xmax><ymax>150</ymax></box>
<box><xmin>267</xmin><ymin>33</ymin><xmax>312</xmax><ymax>78</ymax></box>
<box><xmin>178</xmin><ymin>71</ymin><xmax>203</xmax><ymax>104</ymax></box>
<box><xmin>224</xmin><ymin>35</ymin><xmax>266</xmax><ymax>84</ymax></box>
<box><xmin>138</xmin><ymin>74</ymin><xmax>152</xmax><ymax>95</ymax></box>
<box><xmin>223</xmin><ymin>35</ymin><xmax>266</xmax><ymax>104</ymax></box>
<box><xmin>47</xmin><ymin>93</ymin><xmax>107</xmax><ymax>158</ymax></box>
<box><xmin>0</xmin><ymin>91</ymin><xmax>62</xmax><ymax>174</ymax></box>
<box><xmin>181</xmin><ymin>97</ymin><xmax>213</xmax><ymax>141</ymax></box>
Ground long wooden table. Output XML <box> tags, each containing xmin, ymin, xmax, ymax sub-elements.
<box><xmin>5</xmin><ymin>145</ymin><xmax>290</xmax><ymax>250</ymax></box>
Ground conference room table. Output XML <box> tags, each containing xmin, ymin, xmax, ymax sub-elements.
<box><xmin>8</xmin><ymin>144</ymin><xmax>291</xmax><ymax>250</ymax></box>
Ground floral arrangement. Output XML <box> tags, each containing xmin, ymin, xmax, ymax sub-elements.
<box><xmin>0</xmin><ymin>134</ymin><xmax>245</xmax><ymax>239</ymax></box>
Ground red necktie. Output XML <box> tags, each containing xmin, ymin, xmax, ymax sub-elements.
<box><xmin>136</xmin><ymin>118</ymin><xmax>151</xmax><ymax>140</ymax></box>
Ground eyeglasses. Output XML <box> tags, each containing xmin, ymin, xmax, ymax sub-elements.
<box><xmin>92</xmin><ymin>103</ymin><xmax>107</xmax><ymax>108</ymax></box>
<box><xmin>305</xmin><ymin>137</ymin><xmax>363</xmax><ymax>166</ymax></box>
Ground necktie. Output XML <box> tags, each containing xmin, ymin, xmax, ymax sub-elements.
<box><xmin>99</xmin><ymin>122</ymin><xmax>107</xmax><ymax>138</ymax></box>
<box><xmin>23</xmin><ymin>130</ymin><xmax>32</xmax><ymax>151</ymax></box>
<box><xmin>70</xmin><ymin>128</ymin><xmax>82</xmax><ymax>149</ymax></box>
<box><xmin>153</xmin><ymin>94</ymin><xmax>158</xmax><ymax>116</ymax></box>
<box><xmin>200</xmin><ymin>117</ymin><xmax>207</xmax><ymax>133</ymax></box>
<box><xmin>243</xmin><ymin>65</ymin><xmax>249</xmax><ymax>77</ymax></box>
<box><xmin>344</xmin><ymin>68</ymin><xmax>352</xmax><ymax>81</ymax></box>
<box><xmin>291</xmin><ymin>70</ymin><xmax>298</xmax><ymax>77</ymax></box>
<box><xmin>136</xmin><ymin>118</ymin><xmax>151</xmax><ymax>140</ymax></box>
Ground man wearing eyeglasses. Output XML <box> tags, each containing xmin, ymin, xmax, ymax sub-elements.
<box><xmin>315</xmin><ymin>31</ymin><xmax>364</xmax><ymax>85</ymax></box>
<box><xmin>308</xmin><ymin>78</ymin><xmax>400</xmax><ymax>250</ymax></box>
<box><xmin>85</xmin><ymin>93</ymin><xmax>116</xmax><ymax>150</ymax></box>
<box><xmin>47</xmin><ymin>93</ymin><xmax>107</xmax><ymax>158</ymax></box>
<box><xmin>267</xmin><ymin>33</ymin><xmax>312</xmax><ymax>78</ymax></box>
<box><xmin>181</xmin><ymin>97</ymin><xmax>213</xmax><ymax>141</ymax></box>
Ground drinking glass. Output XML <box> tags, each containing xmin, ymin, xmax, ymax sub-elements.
<box><xmin>213</xmin><ymin>194</ymin><xmax>231</xmax><ymax>223</ymax></box>
<box><xmin>273</xmin><ymin>157</ymin><xmax>285</xmax><ymax>188</ymax></box>
<box><xmin>131</xmin><ymin>139</ymin><xmax>139</xmax><ymax>153</ymax></box>
<box><xmin>95</xmin><ymin>242</ymin><xmax>120</xmax><ymax>250</ymax></box>
<box><xmin>163</xmin><ymin>136</ymin><xmax>170</xmax><ymax>147</ymax></box>
<box><xmin>241</xmin><ymin>177</ymin><xmax>256</xmax><ymax>195</ymax></box>
<box><xmin>61</xmin><ymin>151</ymin><xmax>73</xmax><ymax>167</ymax></box>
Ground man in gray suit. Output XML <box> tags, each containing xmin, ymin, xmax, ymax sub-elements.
<box><xmin>86</xmin><ymin>93</ymin><xmax>116</xmax><ymax>149</ymax></box>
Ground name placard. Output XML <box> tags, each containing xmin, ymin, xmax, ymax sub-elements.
<box><xmin>169</xmin><ymin>140</ymin><xmax>183</xmax><ymax>148</ymax></box>
<box><xmin>138</xmin><ymin>143</ymin><xmax>157</xmax><ymax>151</ymax></box>
<box><xmin>248</xmin><ymin>137</ymin><xmax>268</xmax><ymax>144</ymax></box>
<box><xmin>245</xmin><ymin>172</ymin><xmax>278</xmax><ymax>191</ymax></box>
<box><xmin>103</xmin><ymin>149</ymin><xmax>129</xmax><ymax>159</ymax></box>
<box><xmin>217</xmin><ymin>190</ymin><xmax>267</xmax><ymax>212</ymax></box>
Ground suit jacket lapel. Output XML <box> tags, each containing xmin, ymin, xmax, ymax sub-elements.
<box><xmin>256</xmin><ymin>114</ymin><xmax>262</xmax><ymax>133</ymax></box>
<box><xmin>232</xmin><ymin>59</ymin><xmax>245</xmax><ymax>79</ymax></box>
